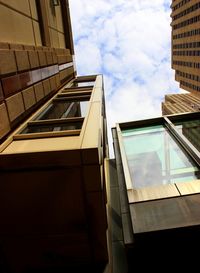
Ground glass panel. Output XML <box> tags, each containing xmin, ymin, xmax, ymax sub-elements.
<box><xmin>35</xmin><ymin>100</ymin><xmax>89</xmax><ymax>120</ymax></box>
<box><xmin>71</xmin><ymin>81</ymin><xmax>95</xmax><ymax>87</ymax></box>
<box><xmin>122</xmin><ymin>125</ymin><xmax>200</xmax><ymax>189</ymax></box>
<box><xmin>21</xmin><ymin>121</ymin><xmax>82</xmax><ymax>134</ymax></box>
<box><xmin>174</xmin><ymin>118</ymin><xmax>200</xmax><ymax>152</ymax></box>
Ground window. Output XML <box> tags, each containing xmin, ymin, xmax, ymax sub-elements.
<box><xmin>71</xmin><ymin>81</ymin><xmax>95</xmax><ymax>88</ymax></box>
<box><xmin>21</xmin><ymin>120</ymin><xmax>82</xmax><ymax>134</ymax></box>
<box><xmin>34</xmin><ymin>100</ymin><xmax>89</xmax><ymax>120</ymax></box>
<box><xmin>122</xmin><ymin>125</ymin><xmax>200</xmax><ymax>189</ymax></box>
<box><xmin>117</xmin><ymin>113</ymin><xmax>200</xmax><ymax>202</ymax></box>
<box><xmin>173</xmin><ymin>117</ymin><xmax>200</xmax><ymax>152</ymax></box>
<box><xmin>14</xmin><ymin>84</ymin><xmax>92</xmax><ymax>139</ymax></box>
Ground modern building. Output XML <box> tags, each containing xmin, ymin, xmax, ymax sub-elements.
<box><xmin>1</xmin><ymin>1</ymin><xmax>200</xmax><ymax>273</ymax></box>
<box><xmin>0</xmin><ymin>74</ymin><xmax>111</xmax><ymax>273</ymax></box>
<box><xmin>162</xmin><ymin>92</ymin><xmax>200</xmax><ymax>114</ymax></box>
<box><xmin>0</xmin><ymin>1</ymin><xmax>111</xmax><ymax>272</ymax></box>
<box><xmin>161</xmin><ymin>0</ymin><xmax>200</xmax><ymax>116</ymax></box>
<box><xmin>171</xmin><ymin>0</ymin><xmax>200</xmax><ymax>94</ymax></box>
<box><xmin>109</xmin><ymin>112</ymin><xmax>200</xmax><ymax>271</ymax></box>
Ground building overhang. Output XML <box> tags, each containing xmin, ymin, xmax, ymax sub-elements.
<box><xmin>111</xmin><ymin>112</ymin><xmax>200</xmax><ymax>254</ymax></box>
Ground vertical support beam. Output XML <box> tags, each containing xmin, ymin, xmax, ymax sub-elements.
<box><xmin>36</xmin><ymin>0</ymin><xmax>51</xmax><ymax>47</ymax></box>
<box><xmin>60</xmin><ymin>0</ymin><xmax>75</xmax><ymax>54</ymax></box>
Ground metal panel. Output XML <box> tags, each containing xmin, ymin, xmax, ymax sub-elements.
<box><xmin>116</xmin><ymin>124</ymin><xmax>132</xmax><ymax>190</ymax></box>
<box><xmin>130</xmin><ymin>194</ymin><xmax>200</xmax><ymax>234</ymax></box>
<box><xmin>1</xmin><ymin>135</ymin><xmax>81</xmax><ymax>154</ymax></box>
<box><xmin>128</xmin><ymin>184</ymin><xmax>180</xmax><ymax>203</ymax></box>
<box><xmin>176</xmin><ymin>180</ymin><xmax>200</xmax><ymax>195</ymax></box>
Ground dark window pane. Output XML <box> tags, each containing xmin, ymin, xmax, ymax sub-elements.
<box><xmin>35</xmin><ymin>100</ymin><xmax>89</xmax><ymax>120</ymax></box>
<box><xmin>21</xmin><ymin>121</ymin><xmax>82</xmax><ymax>134</ymax></box>
<box><xmin>72</xmin><ymin>81</ymin><xmax>95</xmax><ymax>87</ymax></box>
<box><xmin>174</xmin><ymin>118</ymin><xmax>200</xmax><ymax>152</ymax></box>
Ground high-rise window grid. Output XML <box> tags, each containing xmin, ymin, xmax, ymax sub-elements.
<box><xmin>173</xmin><ymin>15</ymin><xmax>200</xmax><ymax>30</ymax></box>
<box><xmin>180</xmin><ymin>80</ymin><xmax>200</xmax><ymax>92</ymax></box>
<box><xmin>173</xmin><ymin>41</ymin><xmax>200</xmax><ymax>49</ymax></box>
<box><xmin>173</xmin><ymin>50</ymin><xmax>200</xmax><ymax>56</ymax></box>
<box><xmin>173</xmin><ymin>2</ymin><xmax>200</xmax><ymax>21</ymax></box>
<box><xmin>176</xmin><ymin>70</ymin><xmax>200</xmax><ymax>82</ymax></box>
<box><xmin>173</xmin><ymin>60</ymin><xmax>200</xmax><ymax>69</ymax></box>
<box><xmin>173</xmin><ymin>28</ymin><xmax>200</xmax><ymax>39</ymax></box>
<box><xmin>172</xmin><ymin>0</ymin><xmax>192</xmax><ymax>11</ymax></box>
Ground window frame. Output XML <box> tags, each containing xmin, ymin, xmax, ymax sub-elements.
<box><xmin>14</xmin><ymin>83</ymin><xmax>93</xmax><ymax>140</ymax></box>
<box><xmin>117</xmin><ymin>112</ymin><xmax>200</xmax><ymax>203</ymax></box>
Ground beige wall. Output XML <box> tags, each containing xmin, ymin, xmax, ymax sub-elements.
<box><xmin>162</xmin><ymin>93</ymin><xmax>200</xmax><ymax>115</ymax></box>
<box><xmin>45</xmin><ymin>1</ymin><xmax>66</xmax><ymax>48</ymax></box>
<box><xmin>0</xmin><ymin>0</ymin><xmax>67</xmax><ymax>48</ymax></box>
<box><xmin>171</xmin><ymin>0</ymin><xmax>200</xmax><ymax>93</ymax></box>
<box><xmin>0</xmin><ymin>1</ymin><xmax>75</xmax><ymax>141</ymax></box>
<box><xmin>0</xmin><ymin>0</ymin><xmax>41</xmax><ymax>46</ymax></box>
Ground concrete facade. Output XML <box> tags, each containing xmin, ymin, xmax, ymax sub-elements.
<box><xmin>171</xmin><ymin>0</ymin><xmax>200</xmax><ymax>93</ymax></box>
<box><xmin>162</xmin><ymin>0</ymin><xmax>200</xmax><ymax>116</ymax></box>
<box><xmin>162</xmin><ymin>92</ymin><xmax>200</xmax><ymax>114</ymax></box>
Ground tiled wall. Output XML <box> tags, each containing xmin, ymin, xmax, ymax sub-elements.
<box><xmin>0</xmin><ymin>42</ymin><xmax>75</xmax><ymax>141</ymax></box>
<box><xmin>45</xmin><ymin>0</ymin><xmax>66</xmax><ymax>48</ymax></box>
<box><xmin>0</xmin><ymin>0</ymin><xmax>67</xmax><ymax>48</ymax></box>
<box><xmin>0</xmin><ymin>0</ymin><xmax>41</xmax><ymax>46</ymax></box>
<box><xmin>0</xmin><ymin>0</ymin><xmax>75</xmax><ymax>141</ymax></box>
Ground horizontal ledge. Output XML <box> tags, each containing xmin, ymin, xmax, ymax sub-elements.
<box><xmin>13</xmin><ymin>129</ymin><xmax>81</xmax><ymax>140</ymax></box>
<box><xmin>63</xmin><ymin>86</ymin><xmax>93</xmax><ymax>91</ymax></box>
<box><xmin>27</xmin><ymin>117</ymin><xmax>84</xmax><ymax>126</ymax></box>
<box><xmin>53</xmin><ymin>96</ymin><xmax>90</xmax><ymax>102</ymax></box>
<box><xmin>58</xmin><ymin>91</ymin><xmax>92</xmax><ymax>97</ymax></box>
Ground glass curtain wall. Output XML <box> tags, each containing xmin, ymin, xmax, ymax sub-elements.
<box><xmin>174</xmin><ymin>118</ymin><xmax>200</xmax><ymax>152</ymax></box>
<box><xmin>121</xmin><ymin>118</ymin><xmax>200</xmax><ymax>189</ymax></box>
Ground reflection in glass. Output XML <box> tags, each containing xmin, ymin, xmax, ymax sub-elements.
<box><xmin>35</xmin><ymin>100</ymin><xmax>89</xmax><ymax>120</ymax></box>
<box><xmin>175</xmin><ymin>119</ymin><xmax>200</xmax><ymax>152</ymax></box>
<box><xmin>122</xmin><ymin>125</ymin><xmax>200</xmax><ymax>189</ymax></box>
<box><xmin>21</xmin><ymin>121</ymin><xmax>82</xmax><ymax>134</ymax></box>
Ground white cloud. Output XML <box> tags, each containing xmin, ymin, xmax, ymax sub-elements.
<box><xmin>75</xmin><ymin>39</ymin><xmax>102</xmax><ymax>74</ymax></box>
<box><xmin>69</xmin><ymin>0</ymin><xmax>182</xmax><ymax>157</ymax></box>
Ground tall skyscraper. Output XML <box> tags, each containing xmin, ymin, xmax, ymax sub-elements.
<box><xmin>162</xmin><ymin>0</ymin><xmax>200</xmax><ymax>115</ymax></box>
<box><xmin>171</xmin><ymin>0</ymin><xmax>200</xmax><ymax>94</ymax></box>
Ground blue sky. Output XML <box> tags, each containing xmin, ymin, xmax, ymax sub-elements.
<box><xmin>69</xmin><ymin>0</ymin><xmax>185</xmax><ymax>155</ymax></box>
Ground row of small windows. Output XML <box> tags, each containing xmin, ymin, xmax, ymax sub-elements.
<box><xmin>172</xmin><ymin>0</ymin><xmax>191</xmax><ymax>11</ymax></box>
<box><xmin>173</xmin><ymin>50</ymin><xmax>200</xmax><ymax>56</ymax></box>
<box><xmin>16</xmin><ymin>79</ymin><xmax>96</xmax><ymax>136</ymax></box>
<box><xmin>173</xmin><ymin>15</ymin><xmax>200</xmax><ymax>30</ymax></box>
<box><xmin>180</xmin><ymin>80</ymin><xmax>200</xmax><ymax>92</ymax></box>
<box><xmin>173</xmin><ymin>2</ymin><xmax>200</xmax><ymax>21</ymax></box>
<box><xmin>176</xmin><ymin>70</ymin><xmax>200</xmax><ymax>82</ymax></box>
<box><xmin>173</xmin><ymin>60</ymin><xmax>200</xmax><ymax>69</ymax></box>
<box><xmin>173</xmin><ymin>42</ymin><xmax>200</xmax><ymax>49</ymax></box>
<box><xmin>173</xmin><ymin>28</ymin><xmax>200</xmax><ymax>39</ymax></box>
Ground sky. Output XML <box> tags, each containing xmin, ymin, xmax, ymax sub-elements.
<box><xmin>68</xmin><ymin>0</ymin><xmax>185</xmax><ymax>156</ymax></box>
